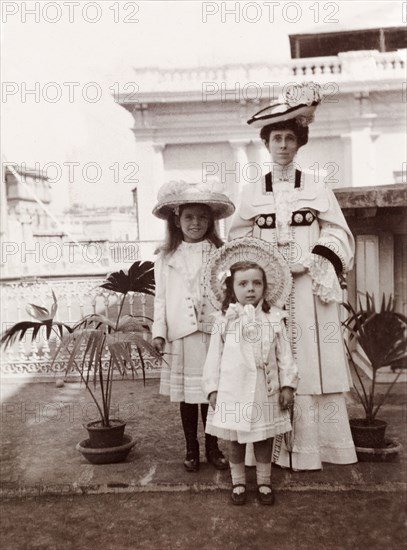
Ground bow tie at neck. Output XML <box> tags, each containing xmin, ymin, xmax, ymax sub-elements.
<box><xmin>225</xmin><ymin>301</ymin><xmax>263</xmax><ymax>322</ymax></box>
<box><xmin>224</xmin><ymin>300</ymin><xmax>274</xmax><ymax>364</ymax></box>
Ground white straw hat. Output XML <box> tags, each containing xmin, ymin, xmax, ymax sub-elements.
<box><xmin>205</xmin><ymin>237</ymin><xmax>293</xmax><ymax>309</ymax></box>
<box><xmin>152</xmin><ymin>180</ymin><xmax>235</xmax><ymax>220</ymax></box>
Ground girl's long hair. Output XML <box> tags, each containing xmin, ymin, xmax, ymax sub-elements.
<box><xmin>221</xmin><ymin>261</ymin><xmax>271</xmax><ymax>314</ymax></box>
<box><xmin>156</xmin><ymin>203</ymin><xmax>223</xmax><ymax>256</ymax></box>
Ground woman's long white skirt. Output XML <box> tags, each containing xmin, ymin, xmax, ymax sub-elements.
<box><xmin>273</xmin><ymin>393</ymin><xmax>357</xmax><ymax>470</ymax></box>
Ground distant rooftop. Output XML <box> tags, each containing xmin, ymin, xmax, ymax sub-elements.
<box><xmin>289</xmin><ymin>26</ymin><xmax>406</xmax><ymax>58</ymax></box>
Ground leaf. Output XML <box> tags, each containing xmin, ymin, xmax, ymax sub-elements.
<box><xmin>25</xmin><ymin>289</ymin><xmax>58</xmax><ymax>321</ymax></box>
<box><xmin>100</xmin><ymin>270</ymin><xmax>130</xmax><ymax>294</ymax></box>
<box><xmin>26</xmin><ymin>304</ymin><xmax>51</xmax><ymax>321</ymax></box>
<box><xmin>99</xmin><ymin>261</ymin><xmax>155</xmax><ymax>296</ymax></box>
<box><xmin>50</xmin><ymin>290</ymin><xmax>58</xmax><ymax>319</ymax></box>
<box><xmin>117</xmin><ymin>315</ymin><xmax>149</xmax><ymax>333</ymax></box>
<box><xmin>73</xmin><ymin>314</ymin><xmax>116</xmax><ymax>331</ymax></box>
<box><xmin>127</xmin><ymin>261</ymin><xmax>155</xmax><ymax>295</ymax></box>
<box><xmin>342</xmin><ymin>293</ymin><xmax>407</xmax><ymax>419</ymax></box>
<box><xmin>0</xmin><ymin>321</ymin><xmax>64</xmax><ymax>348</ymax></box>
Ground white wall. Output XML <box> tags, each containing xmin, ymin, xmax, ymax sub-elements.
<box><xmin>372</xmin><ymin>131</ymin><xmax>406</xmax><ymax>186</ymax></box>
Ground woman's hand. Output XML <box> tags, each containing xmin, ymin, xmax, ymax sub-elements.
<box><xmin>279</xmin><ymin>387</ymin><xmax>295</xmax><ymax>410</ymax></box>
<box><xmin>209</xmin><ymin>391</ymin><xmax>218</xmax><ymax>410</ymax></box>
<box><xmin>152</xmin><ymin>337</ymin><xmax>165</xmax><ymax>355</ymax></box>
<box><xmin>289</xmin><ymin>263</ymin><xmax>307</xmax><ymax>276</ymax></box>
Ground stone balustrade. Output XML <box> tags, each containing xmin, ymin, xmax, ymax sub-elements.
<box><xmin>0</xmin><ymin>276</ymin><xmax>159</xmax><ymax>378</ymax></box>
<box><xmin>130</xmin><ymin>50</ymin><xmax>405</xmax><ymax>97</ymax></box>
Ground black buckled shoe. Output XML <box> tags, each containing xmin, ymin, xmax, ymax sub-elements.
<box><xmin>206</xmin><ymin>447</ymin><xmax>229</xmax><ymax>470</ymax></box>
<box><xmin>205</xmin><ymin>435</ymin><xmax>229</xmax><ymax>470</ymax></box>
<box><xmin>184</xmin><ymin>443</ymin><xmax>200</xmax><ymax>472</ymax></box>
<box><xmin>257</xmin><ymin>484</ymin><xmax>275</xmax><ymax>506</ymax></box>
<box><xmin>231</xmin><ymin>484</ymin><xmax>246</xmax><ymax>505</ymax></box>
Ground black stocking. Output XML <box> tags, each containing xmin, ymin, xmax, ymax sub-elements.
<box><xmin>180</xmin><ymin>402</ymin><xmax>199</xmax><ymax>452</ymax></box>
<box><xmin>200</xmin><ymin>403</ymin><xmax>209</xmax><ymax>429</ymax></box>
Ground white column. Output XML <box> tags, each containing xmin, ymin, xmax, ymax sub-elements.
<box><xmin>135</xmin><ymin>142</ymin><xmax>166</xmax><ymax>248</ymax></box>
<box><xmin>340</xmin><ymin>114</ymin><xmax>377</xmax><ymax>187</ymax></box>
<box><xmin>250</xmin><ymin>141</ymin><xmax>271</xmax><ymax>178</ymax></box>
<box><xmin>0</xmin><ymin>170</ymin><xmax>8</xmax><ymax>238</ymax></box>
<box><xmin>228</xmin><ymin>140</ymin><xmax>249</xmax><ymax>204</ymax></box>
<box><xmin>355</xmin><ymin>234</ymin><xmax>380</xmax><ymax>302</ymax></box>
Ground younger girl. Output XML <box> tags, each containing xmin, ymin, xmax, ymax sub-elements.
<box><xmin>202</xmin><ymin>237</ymin><xmax>298</xmax><ymax>504</ymax></box>
<box><xmin>152</xmin><ymin>180</ymin><xmax>235</xmax><ymax>472</ymax></box>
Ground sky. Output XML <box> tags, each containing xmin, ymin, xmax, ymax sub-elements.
<box><xmin>1</xmin><ymin>0</ymin><xmax>404</xmax><ymax>212</ymax></box>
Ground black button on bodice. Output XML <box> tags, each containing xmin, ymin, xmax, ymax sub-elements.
<box><xmin>255</xmin><ymin>210</ymin><xmax>315</xmax><ymax>229</ymax></box>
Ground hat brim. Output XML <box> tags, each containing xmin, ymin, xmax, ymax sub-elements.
<box><xmin>152</xmin><ymin>193</ymin><xmax>235</xmax><ymax>220</ymax></box>
<box><xmin>204</xmin><ymin>237</ymin><xmax>292</xmax><ymax>310</ymax></box>
<box><xmin>247</xmin><ymin>103</ymin><xmax>317</xmax><ymax>129</ymax></box>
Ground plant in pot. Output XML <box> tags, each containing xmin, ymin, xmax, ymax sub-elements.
<box><xmin>1</xmin><ymin>261</ymin><xmax>163</xmax><ymax>464</ymax></box>
<box><xmin>342</xmin><ymin>293</ymin><xmax>407</xmax><ymax>461</ymax></box>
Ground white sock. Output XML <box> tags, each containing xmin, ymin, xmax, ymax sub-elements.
<box><xmin>256</xmin><ymin>461</ymin><xmax>271</xmax><ymax>486</ymax></box>
<box><xmin>230</xmin><ymin>462</ymin><xmax>246</xmax><ymax>487</ymax></box>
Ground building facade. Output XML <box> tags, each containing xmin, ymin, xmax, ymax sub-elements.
<box><xmin>119</xmin><ymin>46</ymin><xmax>406</xmax><ymax>314</ymax></box>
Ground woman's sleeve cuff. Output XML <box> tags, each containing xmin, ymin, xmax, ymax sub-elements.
<box><xmin>311</xmin><ymin>244</ymin><xmax>343</xmax><ymax>275</ymax></box>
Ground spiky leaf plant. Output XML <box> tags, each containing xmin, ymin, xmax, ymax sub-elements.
<box><xmin>1</xmin><ymin>261</ymin><xmax>163</xmax><ymax>427</ymax></box>
<box><xmin>343</xmin><ymin>293</ymin><xmax>407</xmax><ymax>424</ymax></box>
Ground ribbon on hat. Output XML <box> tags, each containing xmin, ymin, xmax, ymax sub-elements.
<box><xmin>284</xmin><ymin>82</ymin><xmax>322</xmax><ymax>127</ymax></box>
<box><xmin>284</xmin><ymin>82</ymin><xmax>322</xmax><ymax>108</ymax></box>
<box><xmin>217</xmin><ymin>268</ymin><xmax>231</xmax><ymax>290</ymax></box>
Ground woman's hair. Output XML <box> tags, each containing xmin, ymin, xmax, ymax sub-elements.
<box><xmin>156</xmin><ymin>203</ymin><xmax>223</xmax><ymax>256</ymax></box>
<box><xmin>221</xmin><ymin>261</ymin><xmax>270</xmax><ymax>314</ymax></box>
<box><xmin>260</xmin><ymin>119</ymin><xmax>309</xmax><ymax>148</ymax></box>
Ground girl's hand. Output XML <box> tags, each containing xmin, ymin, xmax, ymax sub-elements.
<box><xmin>279</xmin><ymin>387</ymin><xmax>295</xmax><ymax>410</ymax></box>
<box><xmin>209</xmin><ymin>391</ymin><xmax>218</xmax><ymax>410</ymax></box>
<box><xmin>152</xmin><ymin>337</ymin><xmax>165</xmax><ymax>355</ymax></box>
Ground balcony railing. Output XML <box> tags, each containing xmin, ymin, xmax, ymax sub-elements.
<box><xmin>0</xmin><ymin>276</ymin><xmax>159</xmax><ymax>379</ymax></box>
<box><xmin>128</xmin><ymin>50</ymin><xmax>406</xmax><ymax>97</ymax></box>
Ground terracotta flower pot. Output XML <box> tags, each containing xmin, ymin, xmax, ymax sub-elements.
<box><xmin>85</xmin><ymin>419</ymin><xmax>126</xmax><ymax>449</ymax></box>
<box><xmin>354</xmin><ymin>438</ymin><xmax>402</xmax><ymax>463</ymax></box>
<box><xmin>76</xmin><ymin>434</ymin><xmax>136</xmax><ymax>464</ymax></box>
<box><xmin>349</xmin><ymin>418</ymin><xmax>387</xmax><ymax>449</ymax></box>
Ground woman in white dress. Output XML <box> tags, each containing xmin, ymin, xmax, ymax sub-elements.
<box><xmin>228</xmin><ymin>83</ymin><xmax>357</xmax><ymax>470</ymax></box>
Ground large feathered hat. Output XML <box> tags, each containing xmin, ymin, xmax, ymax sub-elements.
<box><xmin>247</xmin><ymin>82</ymin><xmax>322</xmax><ymax>129</ymax></box>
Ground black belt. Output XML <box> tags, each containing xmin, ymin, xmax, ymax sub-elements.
<box><xmin>255</xmin><ymin>210</ymin><xmax>316</xmax><ymax>229</ymax></box>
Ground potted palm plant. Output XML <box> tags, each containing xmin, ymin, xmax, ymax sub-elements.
<box><xmin>343</xmin><ymin>293</ymin><xmax>407</xmax><ymax>461</ymax></box>
<box><xmin>1</xmin><ymin>261</ymin><xmax>163</xmax><ymax>464</ymax></box>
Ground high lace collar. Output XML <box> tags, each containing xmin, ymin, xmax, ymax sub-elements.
<box><xmin>269</xmin><ymin>162</ymin><xmax>296</xmax><ymax>182</ymax></box>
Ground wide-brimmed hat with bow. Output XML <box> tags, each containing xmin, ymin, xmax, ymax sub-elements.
<box><xmin>247</xmin><ymin>82</ymin><xmax>322</xmax><ymax>129</ymax></box>
<box><xmin>152</xmin><ymin>179</ymin><xmax>235</xmax><ymax>220</ymax></box>
<box><xmin>205</xmin><ymin>237</ymin><xmax>292</xmax><ymax>309</ymax></box>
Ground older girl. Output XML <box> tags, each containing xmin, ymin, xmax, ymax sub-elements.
<box><xmin>152</xmin><ymin>180</ymin><xmax>235</xmax><ymax>472</ymax></box>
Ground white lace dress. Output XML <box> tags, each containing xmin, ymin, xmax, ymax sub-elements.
<box><xmin>203</xmin><ymin>303</ymin><xmax>298</xmax><ymax>443</ymax></box>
